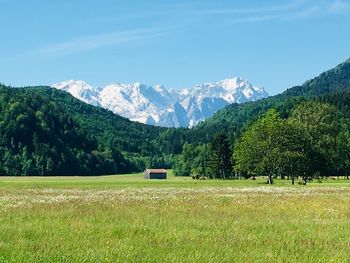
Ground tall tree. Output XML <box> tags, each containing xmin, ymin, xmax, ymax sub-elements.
<box><xmin>334</xmin><ymin>131</ymin><xmax>350</xmax><ymax>179</ymax></box>
<box><xmin>234</xmin><ymin>109</ymin><xmax>308</xmax><ymax>184</ymax></box>
<box><xmin>207</xmin><ymin>132</ymin><xmax>232</xmax><ymax>179</ymax></box>
<box><xmin>173</xmin><ymin>143</ymin><xmax>210</xmax><ymax>177</ymax></box>
<box><xmin>290</xmin><ymin>101</ymin><xmax>346</xmax><ymax>177</ymax></box>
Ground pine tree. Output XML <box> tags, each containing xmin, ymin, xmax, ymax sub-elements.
<box><xmin>207</xmin><ymin>132</ymin><xmax>232</xmax><ymax>179</ymax></box>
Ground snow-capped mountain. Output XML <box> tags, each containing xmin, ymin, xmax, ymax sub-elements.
<box><xmin>52</xmin><ymin>77</ymin><xmax>268</xmax><ymax>128</ymax></box>
<box><xmin>52</xmin><ymin>80</ymin><xmax>102</xmax><ymax>107</ymax></box>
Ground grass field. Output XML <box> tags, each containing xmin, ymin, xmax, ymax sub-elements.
<box><xmin>1</xmin><ymin>173</ymin><xmax>350</xmax><ymax>262</ymax></box>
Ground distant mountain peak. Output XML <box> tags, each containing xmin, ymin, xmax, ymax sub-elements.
<box><xmin>219</xmin><ymin>77</ymin><xmax>246</xmax><ymax>87</ymax></box>
<box><xmin>52</xmin><ymin>77</ymin><xmax>268</xmax><ymax>128</ymax></box>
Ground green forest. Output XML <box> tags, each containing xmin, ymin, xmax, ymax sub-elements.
<box><xmin>175</xmin><ymin>101</ymin><xmax>350</xmax><ymax>184</ymax></box>
<box><xmin>1</xmin><ymin>58</ymin><xmax>350</xmax><ymax>177</ymax></box>
<box><xmin>174</xmin><ymin>58</ymin><xmax>350</xmax><ymax>183</ymax></box>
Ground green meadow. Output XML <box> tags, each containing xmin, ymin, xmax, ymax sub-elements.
<box><xmin>1</xmin><ymin>173</ymin><xmax>350</xmax><ymax>263</ymax></box>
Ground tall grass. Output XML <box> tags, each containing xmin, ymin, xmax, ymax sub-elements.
<box><xmin>0</xmin><ymin>175</ymin><xmax>350</xmax><ymax>262</ymax></box>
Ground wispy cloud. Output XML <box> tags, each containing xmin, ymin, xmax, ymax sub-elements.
<box><xmin>194</xmin><ymin>0</ymin><xmax>350</xmax><ymax>24</ymax></box>
<box><xmin>0</xmin><ymin>27</ymin><xmax>168</xmax><ymax>63</ymax></box>
<box><xmin>230</xmin><ymin>14</ymin><xmax>285</xmax><ymax>24</ymax></box>
<box><xmin>40</xmin><ymin>28</ymin><xmax>166</xmax><ymax>56</ymax></box>
<box><xmin>195</xmin><ymin>1</ymin><xmax>305</xmax><ymax>15</ymax></box>
<box><xmin>329</xmin><ymin>0</ymin><xmax>350</xmax><ymax>13</ymax></box>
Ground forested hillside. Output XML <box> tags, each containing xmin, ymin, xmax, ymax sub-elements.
<box><xmin>176</xmin><ymin>90</ymin><xmax>350</xmax><ymax>177</ymax></box>
<box><xmin>0</xmin><ymin>85</ymin><xmax>174</xmax><ymax>175</ymax></box>
<box><xmin>284</xmin><ymin>58</ymin><xmax>350</xmax><ymax>97</ymax></box>
<box><xmin>174</xmin><ymin>58</ymin><xmax>350</xmax><ymax>181</ymax></box>
<box><xmin>1</xmin><ymin>58</ymin><xmax>350</xmax><ymax>176</ymax></box>
<box><xmin>189</xmin><ymin>58</ymin><xmax>350</xmax><ymax>144</ymax></box>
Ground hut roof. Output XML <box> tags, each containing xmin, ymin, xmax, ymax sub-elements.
<box><xmin>145</xmin><ymin>169</ymin><xmax>167</xmax><ymax>174</ymax></box>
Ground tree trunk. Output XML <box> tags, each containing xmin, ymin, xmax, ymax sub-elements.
<box><xmin>268</xmin><ymin>174</ymin><xmax>274</xmax><ymax>185</ymax></box>
<box><xmin>291</xmin><ymin>175</ymin><xmax>295</xmax><ymax>185</ymax></box>
<box><xmin>303</xmin><ymin>176</ymin><xmax>307</xmax><ymax>185</ymax></box>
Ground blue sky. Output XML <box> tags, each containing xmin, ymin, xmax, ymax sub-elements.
<box><xmin>0</xmin><ymin>0</ymin><xmax>349</xmax><ymax>95</ymax></box>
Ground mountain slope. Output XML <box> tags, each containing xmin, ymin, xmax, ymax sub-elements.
<box><xmin>52</xmin><ymin>77</ymin><xmax>268</xmax><ymax>128</ymax></box>
<box><xmin>283</xmin><ymin>58</ymin><xmax>350</xmax><ymax>97</ymax></box>
<box><xmin>27</xmin><ymin>86</ymin><xmax>166</xmax><ymax>154</ymax></box>
<box><xmin>190</xmin><ymin>58</ymin><xmax>350</xmax><ymax>143</ymax></box>
<box><xmin>0</xmin><ymin>84</ymin><xmax>174</xmax><ymax>175</ymax></box>
<box><xmin>0</xmin><ymin>85</ymin><xmax>133</xmax><ymax>175</ymax></box>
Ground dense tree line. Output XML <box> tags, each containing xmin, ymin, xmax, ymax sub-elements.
<box><xmin>0</xmin><ymin>85</ymin><xmax>183</xmax><ymax>175</ymax></box>
<box><xmin>173</xmin><ymin>59</ymin><xmax>350</xmax><ymax>181</ymax></box>
<box><xmin>0</xmin><ymin>85</ymin><xmax>190</xmax><ymax>175</ymax></box>
<box><xmin>0</xmin><ymin>86</ymin><xmax>151</xmax><ymax>175</ymax></box>
<box><xmin>174</xmin><ymin>101</ymin><xmax>350</xmax><ymax>184</ymax></box>
<box><xmin>235</xmin><ymin>102</ymin><xmax>350</xmax><ymax>184</ymax></box>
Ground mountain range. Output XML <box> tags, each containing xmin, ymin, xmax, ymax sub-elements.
<box><xmin>52</xmin><ymin>78</ymin><xmax>268</xmax><ymax>127</ymax></box>
<box><xmin>1</xmin><ymin>57</ymin><xmax>350</xmax><ymax>175</ymax></box>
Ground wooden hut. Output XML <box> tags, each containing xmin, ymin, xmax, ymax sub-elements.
<box><xmin>144</xmin><ymin>169</ymin><xmax>167</xmax><ymax>179</ymax></box>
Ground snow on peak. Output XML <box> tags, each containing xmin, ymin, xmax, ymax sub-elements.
<box><xmin>52</xmin><ymin>77</ymin><xmax>268</xmax><ymax>128</ymax></box>
<box><xmin>52</xmin><ymin>80</ymin><xmax>101</xmax><ymax>106</ymax></box>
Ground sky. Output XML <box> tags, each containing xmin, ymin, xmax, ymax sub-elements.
<box><xmin>0</xmin><ymin>0</ymin><xmax>350</xmax><ymax>95</ymax></box>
